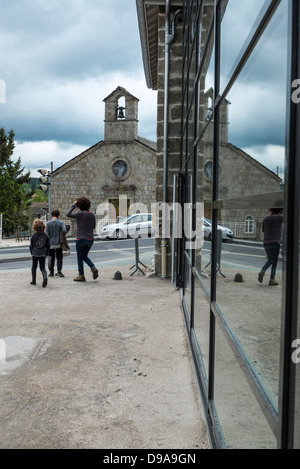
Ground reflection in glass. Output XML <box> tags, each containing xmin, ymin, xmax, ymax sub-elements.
<box><xmin>226</xmin><ymin>0</ymin><xmax>287</xmax><ymax>181</ymax></box>
<box><xmin>220</xmin><ymin>0</ymin><xmax>272</xmax><ymax>93</ymax></box>
<box><xmin>214</xmin><ymin>322</ymin><xmax>277</xmax><ymax>449</ymax></box>
<box><xmin>194</xmin><ymin>277</ymin><xmax>210</xmax><ymax>377</ymax></box>
<box><xmin>183</xmin><ymin>162</ymin><xmax>194</xmax><ymax>317</ymax></box>
<box><xmin>215</xmin><ymin>1</ymin><xmax>287</xmax><ymax>405</ymax></box>
<box><xmin>183</xmin><ymin>252</ymin><xmax>192</xmax><ymax>318</ymax></box>
<box><xmin>195</xmin><ymin>114</ymin><xmax>213</xmax><ymax>290</ymax></box>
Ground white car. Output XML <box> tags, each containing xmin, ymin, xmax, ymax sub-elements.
<box><xmin>100</xmin><ymin>213</ymin><xmax>154</xmax><ymax>240</ymax></box>
<box><xmin>203</xmin><ymin>218</ymin><xmax>234</xmax><ymax>241</ymax></box>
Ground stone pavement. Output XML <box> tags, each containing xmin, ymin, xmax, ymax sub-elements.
<box><xmin>0</xmin><ymin>240</ymin><xmax>210</xmax><ymax>450</ymax></box>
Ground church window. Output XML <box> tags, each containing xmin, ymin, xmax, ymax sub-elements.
<box><xmin>245</xmin><ymin>215</ymin><xmax>254</xmax><ymax>234</ymax></box>
<box><xmin>112</xmin><ymin>159</ymin><xmax>128</xmax><ymax>178</ymax></box>
<box><xmin>204</xmin><ymin>161</ymin><xmax>221</xmax><ymax>179</ymax></box>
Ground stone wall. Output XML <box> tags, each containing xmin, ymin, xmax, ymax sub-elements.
<box><xmin>51</xmin><ymin>139</ymin><xmax>156</xmax><ymax>234</ymax></box>
<box><xmin>203</xmin><ymin>142</ymin><xmax>282</xmax><ymax>227</ymax></box>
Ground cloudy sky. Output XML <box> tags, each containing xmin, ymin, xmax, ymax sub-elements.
<box><xmin>0</xmin><ymin>0</ymin><xmax>288</xmax><ymax>181</ymax></box>
<box><xmin>0</xmin><ymin>0</ymin><xmax>157</xmax><ymax>177</ymax></box>
<box><xmin>206</xmin><ymin>0</ymin><xmax>288</xmax><ymax>180</ymax></box>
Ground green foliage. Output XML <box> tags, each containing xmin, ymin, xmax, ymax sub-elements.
<box><xmin>0</xmin><ymin>128</ymin><xmax>32</xmax><ymax>235</ymax></box>
<box><xmin>31</xmin><ymin>188</ymin><xmax>48</xmax><ymax>202</ymax></box>
<box><xmin>28</xmin><ymin>177</ymin><xmax>39</xmax><ymax>191</ymax></box>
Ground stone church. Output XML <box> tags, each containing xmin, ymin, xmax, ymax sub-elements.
<box><xmin>50</xmin><ymin>86</ymin><xmax>156</xmax><ymax>234</ymax></box>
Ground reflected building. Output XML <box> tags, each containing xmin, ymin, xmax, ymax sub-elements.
<box><xmin>136</xmin><ymin>0</ymin><xmax>300</xmax><ymax>449</ymax></box>
<box><xmin>203</xmin><ymin>89</ymin><xmax>282</xmax><ymax>235</ymax></box>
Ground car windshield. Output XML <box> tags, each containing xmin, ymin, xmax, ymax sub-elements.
<box><xmin>117</xmin><ymin>216</ymin><xmax>131</xmax><ymax>224</ymax></box>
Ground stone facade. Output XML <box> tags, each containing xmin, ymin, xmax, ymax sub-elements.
<box><xmin>204</xmin><ymin>141</ymin><xmax>281</xmax><ymax>227</ymax></box>
<box><xmin>50</xmin><ymin>87</ymin><xmax>156</xmax><ymax>235</ymax></box>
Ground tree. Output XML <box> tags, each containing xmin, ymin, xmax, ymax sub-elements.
<box><xmin>30</xmin><ymin>188</ymin><xmax>48</xmax><ymax>203</ymax></box>
<box><xmin>0</xmin><ymin>128</ymin><xmax>32</xmax><ymax>235</ymax></box>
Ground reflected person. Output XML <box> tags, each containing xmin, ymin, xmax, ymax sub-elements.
<box><xmin>258</xmin><ymin>208</ymin><xmax>283</xmax><ymax>286</ymax></box>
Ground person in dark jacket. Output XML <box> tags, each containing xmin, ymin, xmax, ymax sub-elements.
<box><xmin>29</xmin><ymin>218</ymin><xmax>50</xmax><ymax>287</ymax></box>
<box><xmin>66</xmin><ymin>197</ymin><xmax>98</xmax><ymax>282</ymax></box>
<box><xmin>46</xmin><ymin>209</ymin><xmax>67</xmax><ymax>277</ymax></box>
<box><xmin>258</xmin><ymin>208</ymin><xmax>283</xmax><ymax>286</ymax></box>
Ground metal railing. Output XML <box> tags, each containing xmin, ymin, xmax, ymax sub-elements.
<box><xmin>219</xmin><ymin>221</ymin><xmax>263</xmax><ymax>240</ymax></box>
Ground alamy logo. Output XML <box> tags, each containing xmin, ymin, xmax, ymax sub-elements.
<box><xmin>0</xmin><ymin>339</ymin><xmax>6</xmax><ymax>363</ymax></box>
<box><xmin>291</xmin><ymin>79</ymin><xmax>300</xmax><ymax>104</ymax></box>
<box><xmin>0</xmin><ymin>79</ymin><xmax>5</xmax><ymax>103</ymax></box>
<box><xmin>291</xmin><ymin>339</ymin><xmax>300</xmax><ymax>364</ymax></box>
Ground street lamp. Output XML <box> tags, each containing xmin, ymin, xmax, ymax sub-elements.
<box><xmin>37</xmin><ymin>168</ymin><xmax>51</xmax><ymax>219</ymax></box>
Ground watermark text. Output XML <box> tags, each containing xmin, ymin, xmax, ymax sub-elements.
<box><xmin>291</xmin><ymin>79</ymin><xmax>300</xmax><ymax>104</ymax></box>
<box><xmin>96</xmin><ymin>201</ymin><xmax>204</xmax><ymax>249</ymax></box>
<box><xmin>291</xmin><ymin>339</ymin><xmax>300</xmax><ymax>364</ymax></box>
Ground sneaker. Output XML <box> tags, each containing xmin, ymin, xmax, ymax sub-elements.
<box><xmin>258</xmin><ymin>270</ymin><xmax>265</xmax><ymax>283</ymax></box>
<box><xmin>42</xmin><ymin>277</ymin><xmax>48</xmax><ymax>288</ymax></box>
<box><xmin>73</xmin><ymin>274</ymin><xmax>86</xmax><ymax>282</ymax></box>
<box><xmin>269</xmin><ymin>278</ymin><xmax>279</xmax><ymax>286</ymax></box>
<box><xmin>91</xmin><ymin>266</ymin><xmax>98</xmax><ymax>280</ymax></box>
<box><xmin>55</xmin><ymin>272</ymin><xmax>65</xmax><ymax>277</ymax></box>
<box><xmin>30</xmin><ymin>281</ymin><xmax>36</xmax><ymax>285</ymax></box>
<box><xmin>49</xmin><ymin>272</ymin><xmax>54</xmax><ymax>277</ymax></box>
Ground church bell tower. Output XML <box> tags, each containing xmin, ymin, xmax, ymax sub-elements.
<box><xmin>103</xmin><ymin>86</ymin><xmax>139</xmax><ymax>142</ymax></box>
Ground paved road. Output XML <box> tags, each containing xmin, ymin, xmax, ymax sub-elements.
<box><xmin>0</xmin><ymin>237</ymin><xmax>282</xmax><ymax>275</ymax></box>
<box><xmin>0</xmin><ymin>238</ymin><xmax>155</xmax><ymax>271</ymax></box>
<box><xmin>202</xmin><ymin>240</ymin><xmax>282</xmax><ymax>273</ymax></box>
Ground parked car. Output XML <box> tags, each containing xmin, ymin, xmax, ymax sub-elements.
<box><xmin>100</xmin><ymin>213</ymin><xmax>154</xmax><ymax>239</ymax></box>
<box><xmin>203</xmin><ymin>218</ymin><xmax>234</xmax><ymax>241</ymax></box>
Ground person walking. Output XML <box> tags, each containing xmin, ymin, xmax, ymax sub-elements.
<box><xmin>66</xmin><ymin>197</ymin><xmax>98</xmax><ymax>282</ymax></box>
<box><xmin>29</xmin><ymin>218</ymin><xmax>50</xmax><ymax>287</ymax></box>
<box><xmin>46</xmin><ymin>209</ymin><xmax>67</xmax><ymax>277</ymax></box>
<box><xmin>258</xmin><ymin>208</ymin><xmax>283</xmax><ymax>286</ymax></box>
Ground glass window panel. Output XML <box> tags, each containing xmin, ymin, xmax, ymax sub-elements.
<box><xmin>224</xmin><ymin>1</ymin><xmax>287</xmax><ymax>188</ymax></box>
<box><xmin>220</xmin><ymin>0</ymin><xmax>273</xmax><ymax>93</ymax></box>
<box><xmin>183</xmin><ymin>158</ymin><xmax>194</xmax><ymax>317</ymax></box>
<box><xmin>214</xmin><ymin>322</ymin><xmax>277</xmax><ymax>448</ymax></box>
<box><xmin>195</xmin><ymin>24</ymin><xmax>214</xmax><ymax>282</ymax></box>
<box><xmin>214</xmin><ymin>0</ymin><xmax>287</xmax><ymax>404</ymax></box>
<box><xmin>215</xmin><ymin>243</ymin><xmax>281</xmax><ymax>404</ymax></box>
<box><xmin>195</xmin><ymin>116</ymin><xmax>213</xmax><ymax>289</ymax></box>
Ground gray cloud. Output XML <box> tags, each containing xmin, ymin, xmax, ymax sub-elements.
<box><xmin>0</xmin><ymin>0</ymin><xmax>157</xmax><ymax>173</ymax></box>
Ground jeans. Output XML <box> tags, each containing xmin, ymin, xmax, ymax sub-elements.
<box><xmin>31</xmin><ymin>256</ymin><xmax>47</xmax><ymax>283</ymax></box>
<box><xmin>76</xmin><ymin>239</ymin><xmax>94</xmax><ymax>275</ymax></box>
<box><xmin>262</xmin><ymin>242</ymin><xmax>280</xmax><ymax>279</ymax></box>
<box><xmin>48</xmin><ymin>247</ymin><xmax>63</xmax><ymax>273</ymax></box>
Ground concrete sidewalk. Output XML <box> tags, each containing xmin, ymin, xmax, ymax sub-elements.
<box><xmin>0</xmin><ymin>254</ymin><xmax>210</xmax><ymax>449</ymax></box>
